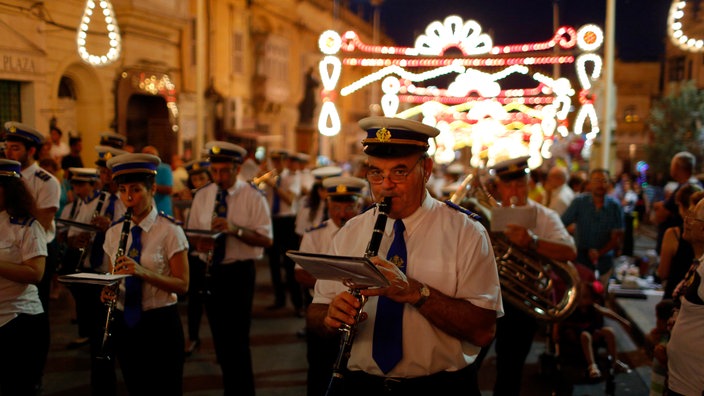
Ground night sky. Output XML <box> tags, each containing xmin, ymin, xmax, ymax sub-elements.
<box><xmin>348</xmin><ymin>0</ymin><xmax>671</xmax><ymax>62</ymax></box>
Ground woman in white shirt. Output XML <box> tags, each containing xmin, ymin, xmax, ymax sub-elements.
<box><xmin>102</xmin><ymin>153</ymin><xmax>189</xmax><ymax>395</ymax></box>
<box><xmin>0</xmin><ymin>159</ymin><xmax>48</xmax><ymax>395</ymax></box>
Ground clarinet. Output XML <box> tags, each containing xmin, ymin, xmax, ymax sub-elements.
<box><xmin>96</xmin><ymin>208</ymin><xmax>132</xmax><ymax>361</ymax></box>
<box><xmin>325</xmin><ymin>196</ymin><xmax>391</xmax><ymax>396</ymax></box>
<box><xmin>201</xmin><ymin>186</ymin><xmax>223</xmax><ymax>296</ymax></box>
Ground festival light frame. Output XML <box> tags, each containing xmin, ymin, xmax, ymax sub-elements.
<box><xmin>318</xmin><ymin>15</ymin><xmax>604</xmax><ymax>167</ymax></box>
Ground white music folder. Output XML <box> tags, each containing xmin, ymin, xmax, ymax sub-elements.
<box><xmin>285</xmin><ymin>250</ymin><xmax>390</xmax><ymax>289</ymax></box>
<box><xmin>490</xmin><ymin>206</ymin><xmax>537</xmax><ymax>232</ymax></box>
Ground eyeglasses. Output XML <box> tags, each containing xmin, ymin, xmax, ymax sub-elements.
<box><xmin>366</xmin><ymin>157</ymin><xmax>424</xmax><ymax>185</ymax></box>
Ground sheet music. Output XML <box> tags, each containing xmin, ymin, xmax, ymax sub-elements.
<box><xmin>58</xmin><ymin>272</ymin><xmax>129</xmax><ymax>286</ymax></box>
<box><xmin>56</xmin><ymin>218</ymin><xmax>102</xmax><ymax>232</ymax></box>
<box><xmin>183</xmin><ymin>229</ymin><xmax>224</xmax><ymax>240</ymax></box>
<box><xmin>490</xmin><ymin>206</ymin><xmax>537</xmax><ymax>232</ymax></box>
<box><xmin>286</xmin><ymin>250</ymin><xmax>390</xmax><ymax>289</ymax></box>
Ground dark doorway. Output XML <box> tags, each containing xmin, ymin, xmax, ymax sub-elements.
<box><xmin>126</xmin><ymin>94</ymin><xmax>174</xmax><ymax>161</ymax></box>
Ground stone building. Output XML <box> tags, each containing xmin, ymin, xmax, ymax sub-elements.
<box><xmin>0</xmin><ymin>0</ymin><xmax>381</xmax><ymax>166</ymax></box>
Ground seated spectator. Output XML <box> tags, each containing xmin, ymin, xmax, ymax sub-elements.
<box><xmin>559</xmin><ymin>276</ymin><xmax>632</xmax><ymax>379</ymax></box>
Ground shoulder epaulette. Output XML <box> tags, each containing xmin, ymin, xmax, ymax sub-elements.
<box><xmin>305</xmin><ymin>222</ymin><xmax>328</xmax><ymax>233</ymax></box>
<box><xmin>10</xmin><ymin>216</ymin><xmax>36</xmax><ymax>226</ymax></box>
<box><xmin>192</xmin><ymin>181</ymin><xmax>212</xmax><ymax>196</ymax></box>
<box><xmin>84</xmin><ymin>190</ymin><xmax>101</xmax><ymax>204</ymax></box>
<box><xmin>34</xmin><ymin>169</ymin><xmax>51</xmax><ymax>181</ymax></box>
<box><xmin>248</xmin><ymin>181</ymin><xmax>266</xmax><ymax>196</ymax></box>
<box><xmin>361</xmin><ymin>202</ymin><xmax>376</xmax><ymax>214</ymax></box>
<box><xmin>444</xmin><ymin>200</ymin><xmax>482</xmax><ymax>222</ymax></box>
<box><xmin>159</xmin><ymin>211</ymin><xmax>181</xmax><ymax>225</ymax></box>
<box><xmin>111</xmin><ymin>215</ymin><xmax>128</xmax><ymax>226</ymax></box>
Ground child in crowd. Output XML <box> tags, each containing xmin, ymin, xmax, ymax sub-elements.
<box><xmin>559</xmin><ymin>279</ymin><xmax>632</xmax><ymax>379</ymax></box>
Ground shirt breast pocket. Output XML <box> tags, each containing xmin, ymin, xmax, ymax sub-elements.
<box><xmin>0</xmin><ymin>240</ymin><xmax>18</xmax><ymax>261</ymax></box>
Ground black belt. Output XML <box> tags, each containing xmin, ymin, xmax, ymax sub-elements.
<box><xmin>343</xmin><ymin>363</ymin><xmax>478</xmax><ymax>395</ymax></box>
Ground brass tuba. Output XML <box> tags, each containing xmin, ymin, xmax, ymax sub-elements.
<box><xmin>451</xmin><ymin>169</ymin><xmax>579</xmax><ymax>322</ymax></box>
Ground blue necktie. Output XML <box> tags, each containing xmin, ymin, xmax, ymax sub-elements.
<box><xmin>212</xmin><ymin>188</ymin><xmax>228</xmax><ymax>265</ymax></box>
<box><xmin>123</xmin><ymin>226</ymin><xmax>142</xmax><ymax>328</ymax></box>
<box><xmin>372</xmin><ymin>219</ymin><xmax>406</xmax><ymax>374</ymax></box>
<box><xmin>272</xmin><ymin>177</ymin><xmax>281</xmax><ymax>215</ymax></box>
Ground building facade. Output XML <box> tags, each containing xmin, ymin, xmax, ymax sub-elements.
<box><xmin>0</xmin><ymin>0</ymin><xmax>379</xmax><ymax>166</ymax></box>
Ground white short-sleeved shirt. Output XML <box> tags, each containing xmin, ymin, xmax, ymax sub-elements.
<box><xmin>295</xmin><ymin>197</ymin><xmax>326</xmax><ymax>237</ymax></box>
<box><xmin>299</xmin><ymin>220</ymin><xmax>339</xmax><ymax>255</ymax></box>
<box><xmin>22</xmin><ymin>162</ymin><xmax>61</xmax><ymax>242</ymax></box>
<box><xmin>186</xmin><ymin>181</ymin><xmax>272</xmax><ymax>262</ymax></box>
<box><xmin>0</xmin><ymin>211</ymin><xmax>48</xmax><ymax>327</ymax></box>
<box><xmin>667</xmin><ymin>258</ymin><xmax>704</xmax><ymax>395</ymax></box>
<box><xmin>103</xmin><ymin>207</ymin><xmax>188</xmax><ymax>311</ymax></box>
<box><xmin>529</xmin><ymin>199</ymin><xmax>576</xmax><ymax>244</ymax></box>
<box><xmin>313</xmin><ymin>192</ymin><xmax>504</xmax><ymax>377</ymax></box>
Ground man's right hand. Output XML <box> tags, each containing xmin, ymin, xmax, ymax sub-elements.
<box><xmin>324</xmin><ymin>291</ymin><xmax>362</xmax><ymax>330</ymax></box>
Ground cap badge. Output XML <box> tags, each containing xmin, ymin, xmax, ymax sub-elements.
<box><xmin>212</xmin><ymin>145</ymin><xmax>221</xmax><ymax>154</ymax></box>
<box><xmin>336</xmin><ymin>184</ymin><xmax>348</xmax><ymax>194</ymax></box>
<box><xmin>193</xmin><ymin>163</ymin><xmax>200</xmax><ymax>170</ymax></box>
<box><xmin>104</xmin><ymin>152</ymin><xmax>113</xmax><ymax>160</ymax></box>
<box><xmin>376</xmin><ymin>127</ymin><xmax>391</xmax><ymax>143</ymax></box>
<box><xmin>8</xmin><ymin>126</ymin><xmax>16</xmax><ymax>133</ymax></box>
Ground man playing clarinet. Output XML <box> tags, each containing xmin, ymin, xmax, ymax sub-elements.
<box><xmin>308</xmin><ymin>117</ymin><xmax>503</xmax><ymax>395</ymax></box>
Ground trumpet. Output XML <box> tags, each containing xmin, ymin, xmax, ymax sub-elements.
<box><xmin>252</xmin><ymin>170</ymin><xmax>278</xmax><ymax>186</ymax></box>
<box><xmin>97</xmin><ymin>208</ymin><xmax>133</xmax><ymax>361</ymax></box>
<box><xmin>325</xmin><ymin>196</ymin><xmax>392</xmax><ymax>396</ymax></box>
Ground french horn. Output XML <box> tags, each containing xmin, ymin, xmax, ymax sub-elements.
<box><xmin>451</xmin><ymin>169</ymin><xmax>579</xmax><ymax>322</ymax></box>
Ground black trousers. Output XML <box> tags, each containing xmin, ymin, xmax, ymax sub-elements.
<box><xmin>205</xmin><ymin>260</ymin><xmax>256</xmax><ymax>396</ymax></box>
<box><xmin>341</xmin><ymin>363</ymin><xmax>479</xmax><ymax>396</ymax></box>
<box><xmin>475</xmin><ymin>303</ymin><xmax>539</xmax><ymax>396</ymax></box>
<box><xmin>113</xmin><ymin>305</ymin><xmax>184</xmax><ymax>396</ymax></box>
<box><xmin>0</xmin><ymin>313</ymin><xmax>49</xmax><ymax>396</ymax></box>
<box><xmin>186</xmin><ymin>254</ymin><xmax>207</xmax><ymax>342</ymax></box>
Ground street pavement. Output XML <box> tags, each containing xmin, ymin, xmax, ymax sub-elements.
<box><xmin>40</xmin><ymin>225</ymin><xmax>659</xmax><ymax>395</ymax></box>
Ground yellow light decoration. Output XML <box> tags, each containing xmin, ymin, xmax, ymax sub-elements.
<box><xmin>318</xmin><ymin>101</ymin><xmax>341</xmax><ymax>136</ymax></box>
<box><xmin>77</xmin><ymin>0</ymin><xmax>122</xmax><ymax>66</ymax></box>
<box><xmin>668</xmin><ymin>1</ymin><xmax>704</xmax><ymax>52</ymax></box>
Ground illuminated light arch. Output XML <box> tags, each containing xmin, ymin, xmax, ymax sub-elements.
<box><xmin>668</xmin><ymin>1</ymin><xmax>704</xmax><ymax>52</ymax></box>
<box><xmin>77</xmin><ymin>0</ymin><xmax>122</xmax><ymax>66</ymax></box>
<box><xmin>318</xmin><ymin>15</ymin><xmax>603</xmax><ymax>165</ymax></box>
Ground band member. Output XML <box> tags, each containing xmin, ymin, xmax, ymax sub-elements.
<box><xmin>102</xmin><ymin>153</ymin><xmax>189</xmax><ymax>394</ymax></box>
<box><xmin>308</xmin><ymin>117</ymin><xmax>503</xmax><ymax>395</ymax></box>
<box><xmin>264</xmin><ymin>149</ymin><xmax>303</xmax><ymax>313</ymax></box>
<box><xmin>186</xmin><ymin>141</ymin><xmax>273</xmax><ymax>396</ymax></box>
<box><xmin>3</xmin><ymin>122</ymin><xmax>60</xmax><ymax>312</ymax></box>
<box><xmin>297</xmin><ymin>175</ymin><xmax>366</xmax><ymax>396</ymax></box>
<box><xmin>0</xmin><ymin>159</ymin><xmax>48</xmax><ymax>395</ymax></box>
<box><xmin>60</xmin><ymin>168</ymin><xmax>101</xmax><ymax>348</ymax></box>
<box><xmin>294</xmin><ymin>166</ymin><xmax>343</xmax><ymax>240</ymax></box>
<box><xmin>181</xmin><ymin>159</ymin><xmax>212</xmax><ymax>356</ymax></box>
<box><xmin>476</xmin><ymin>156</ymin><xmax>577</xmax><ymax>396</ymax></box>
